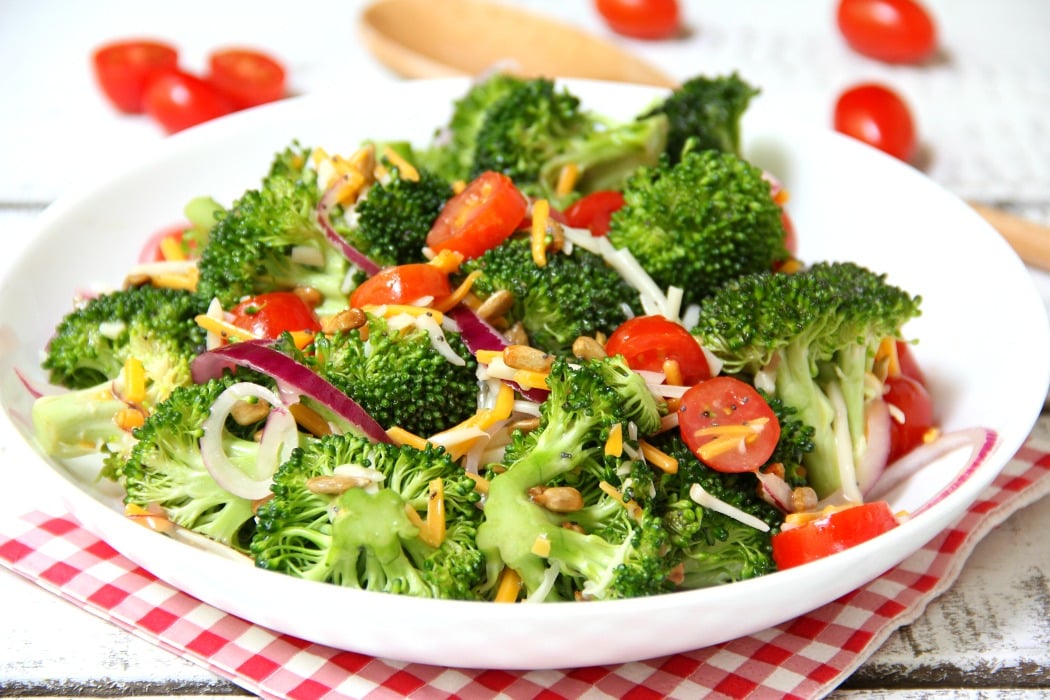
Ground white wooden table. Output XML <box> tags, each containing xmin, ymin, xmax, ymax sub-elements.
<box><xmin>3</xmin><ymin>1</ymin><xmax>1050</xmax><ymax>696</ymax></box>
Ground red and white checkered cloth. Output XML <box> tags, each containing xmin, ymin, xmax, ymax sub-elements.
<box><xmin>3</xmin><ymin>417</ymin><xmax>1050</xmax><ymax>700</ymax></box>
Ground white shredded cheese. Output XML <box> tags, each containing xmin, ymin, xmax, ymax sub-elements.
<box><xmin>689</xmin><ymin>483</ymin><xmax>771</xmax><ymax>532</ymax></box>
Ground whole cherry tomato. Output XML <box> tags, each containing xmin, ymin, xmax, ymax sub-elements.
<box><xmin>834</xmin><ymin>83</ymin><xmax>917</xmax><ymax>163</ymax></box>
<box><xmin>92</xmin><ymin>40</ymin><xmax>179</xmax><ymax>113</ymax></box>
<box><xmin>207</xmin><ymin>48</ymin><xmax>287</xmax><ymax>110</ymax></box>
<box><xmin>229</xmin><ymin>292</ymin><xmax>321</xmax><ymax>339</ymax></box>
<box><xmin>836</xmin><ymin>0</ymin><xmax>937</xmax><ymax>64</ymax></box>
<box><xmin>595</xmin><ymin>0</ymin><xmax>681</xmax><ymax>40</ymax></box>
<box><xmin>143</xmin><ymin>70</ymin><xmax>236</xmax><ymax>134</ymax></box>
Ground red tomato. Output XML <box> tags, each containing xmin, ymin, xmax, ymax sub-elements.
<box><xmin>427</xmin><ymin>172</ymin><xmax>527</xmax><ymax>259</ymax></box>
<box><xmin>349</xmin><ymin>264</ymin><xmax>452</xmax><ymax>308</ymax></box>
<box><xmin>834</xmin><ymin>83</ymin><xmax>917</xmax><ymax>163</ymax></box>
<box><xmin>229</xmin><ymin>292</ymin><xmax>322</xmax><ymax>339</ymax></box>
<box><xmin>883</xmin><ymin>374</ymin><xmax>934</xmax><ymax>463</ymax></box>
<box><xmin>894</xmin><ymin>340</ymin><xmax>926</xmax><ymax>385</ymax></box>
<box><xmin>678</xmin><ymin>376</ymin><xmax>781</xmax><ymax>473</ymax></box>
<box><xmin>771</xmin><ymin>501</ymin><xmax>900</xmax><ymax>570</ymax></box>
<box><xmin>207</xmin><ymin>48</ymin><xmax>287</xmax><ymax>110</ymax></box>
<box><xmin>605</xmin><ymin>315</ymin><xmax>710</xmax><ymax>386</ymax></box>
<box><xmin>92</xmin><ymin>40</ymin><xmax>179</xmax><ymax>113</ymax></box>
<box><xmin>836</xmin><ymin>0</ymin><xmax>937</xmax><ymax>64</ymax></box>
<box><xmin>563</xmin><ymin>190</ymin><xmax>626</xmax><ymax>236</ymax></box>
<box><xmin>143</xmin><ymin>70</ymin><xmax>236</xmax><ymax>134</ymax></box>
<box><xmin>595</xmin><ymin>0</ymin><xmax>681</xmax><ymax>40</ymax></box>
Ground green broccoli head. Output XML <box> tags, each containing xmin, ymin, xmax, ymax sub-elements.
<box><xmin>251</xmin><ymin>432</ymin><xmax>486</xmax><ymax>599</ymax></box>
<box><xmin>299</xmin><ymin>313</ymin><xmax>478</xmax><ymax>438</ymax></box>
<box><xmin>476</xmin><ymin>355</ymin><xmax>672</xmax><ymax>600</ymax></box>
<box><xmin>638</xmin><ymin>72</ymin><xmax>760</xmax><ymax>163</ymax></box>
<box><xmin>120</xmin><ymin>373</ymin><xmax>279</xmax><ymax>550</ymax></box>
<box><xmin>607</xmin><ymin>148</ymin><xmax>789</xmax><ymax>307</ymax></box>
<box><xmin>650</xmin><ymin>432</ymin><xmax>780</xmax><ymax>587</ymax></box>
<box><xmin>343</xmin><ymin>163</ymin><xmax>453</xmax><ymax>266</ymax></box>
<box><xmin>418</xmin><ymin>72</ymin><xmax>530</xmax><ymax>183</ymax></box>
<box><xmin>460</xmin><ymin>234</ymin><xmax>643</xmax><ymax>355</ymax></box>
<box><xmin>195</xmin><ymin>143</ymin><xmax>350</xmax><ymax>315</ymax></box>
<box><xmin>42</xmin><ymin>285</ymin><xmax>205</xmax><ymax>390</ymax></box>
<box><xmin>691</xmin><ymin>261</ymin><xmax>922</xmax><ymax>499</ymax></box>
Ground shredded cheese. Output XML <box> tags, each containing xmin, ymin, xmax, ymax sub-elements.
<box><xmin>604</xmin><ymin>422</ymin><xmax>623</xmax><ymax>457</ymax></box>
<box><xmin>555</xmin><ymin>163</ymin><xmax>580</xmax><ymax>197</ymax></box>
<box><xmin>598</xmin><ymin>480</ymin><xmax>644</xmax><ymax>522</ymax></box>
<box><xmin>433</xmin><ymin>270</ymin><xmax>482</xmax><ymax>313</ymax></box>
<box><xmin>494</xmin><ymin>567</ymin><xmax>522</xmax><ymax>603</ymax></box>
<box><xmin>531</xmin><ymin>199</ymin><xmax>550</xmax><ymax>267</ymax></box>
<box><xmin>159</xmin><ymin>234</ymin><xmax>188</xmax><ymax>262</ymax></box>
<box><xmin>122</xmin><ymin>357</ymin><xmax>147</xmax><ymax>405</ymax></box>
<box><xmin>382</xmin><ymin>146</ymin><xmax>420</xmax><ymax>182</ymax></box>
<box><xmin>531</xmin><ymin>534</ymin><xmax>552</xmax><ymax>557</ymax></box>
<box><xmin>386</xmin><ymin>426</ymin><xmax>429</xmax><ymax>450</ymax></box>
<box><xmin>194</xmin><ymin>313</ymin><xmax>260</xmax><ymax>344</ymax></box>
<box><xmin>640</xmin><ymin>440</ymin><xmax>678</xmax><ymax>474</ymax></box>
<box><xmin>693</xmin><ymin>418</ymin><xmax>771</xmax><ymax>462</ymax></box>
<box><xmin>419</xmin><ymin>477</ymin><xmax>446</xmax><ymax>547</ymax></box>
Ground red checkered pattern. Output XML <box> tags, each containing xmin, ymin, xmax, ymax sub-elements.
<box><xmin>3</xmin><ymin>428</ymin><xmax>1049</xmax><ymax>700</ymax></box>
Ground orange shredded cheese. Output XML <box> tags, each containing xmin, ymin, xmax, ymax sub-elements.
<box><xmin>598</xmin><ymin>480</ymin><xmax>644</xmax><ymax>522</ymax></box>
<box><xmin>694</xmin><ymin>418</ymin><xmax>770</xmax><ymax>462</ymax></box>
<box><xmin>289</xmin><ymin>403</ymin><xmax>332</xmax><ymax>437</ymax></box>
<box><xmin>662</xmin><ymin>358</ymin><xmax>684</xmax><ymax>386</ymax></box>
<box><xmin>875</xmin><ymin>336</ymin><xmax>901</xmax><ymax>377</ymax></box>
<box><xmin>194</xmin><ymin>313</ymin><xmax>260</xmax><ymax>343</ymax></box>
<box><xmin>419</xmin><ymin>478</ymin><xmax>446</xmax><ymax>547</ymax></box>
<box><xmin>531</xmin><ymin>199</ymin><xmax>550</xmax><ymax>267</ymax></box>
<box><xmin>494</xmin><ymin>567</ymin><xmax>522</xmax><ymax>603</ymax></box>
<box><xmin>382</xmin><ymin>146</ymin><xmax>420</xmax><ymax>182</ymax></box>
<box><xmin>159</xmin><ymin>234</ymin><xmax>188</xmax><ymax>262</ymax></box>
<box><xmin>122</xmin><ymin>357</ymin><xmax>147</xmax><ymax>405</ymax></box>
<box><xmin>428</xmin><ymin>249</ymin><xmax>465</xmax><ymax>274</ymax></box>
<box><xmin>151</xmin><ymin>267</ymin><xmax>199</xmax><ymax>292</ymax></box>
<box><xmin>386</xmin><ymin>426</ymin><xmax>429</xmax><ymax>450</ymax></box>
<box><xmin>604</xmin><ymin>422</ymin><xmax>624</xmax><ymax>457</ymax></box>
<box><xmin>555</xmin><ymin>163</ymin><xmax>580</xmax><ymax>197</ymax></box>
<box><xmin>433</xmin><ymin>270</ymin><xmax>482</xmax><ymax>313</ymax></box>
<box><xmin>362</xmin><ymin>304</ymin><xmax>445</xmax><ymax>323</ymax></box>
<box><xmin>115</xmin><ymin>407</ymin><xmax>146</xmax><ymax>431</ymax></box>
<box><xmin>531</xmin><ymin>534</ymin><xmax>551</xmax><ymax>557</ymax></box>
<box><xmin>640</xmin><ymin>440</ymin><xmax>678</xmax><ymax>474</ymax></box>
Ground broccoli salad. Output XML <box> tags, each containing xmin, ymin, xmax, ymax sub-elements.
<box><xmin>30</xmin><ymin>72</ymin><xmax>938</xmax><ymax>602</ymax></box>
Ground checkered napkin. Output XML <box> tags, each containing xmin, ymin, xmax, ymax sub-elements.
<box><xmin>3</xmin><ymin>416</ymin><xmax>1049</xmax><ymax>700</ymax></box>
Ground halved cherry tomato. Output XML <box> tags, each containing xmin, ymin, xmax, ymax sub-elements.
<box><xmin>563</xmin><ymin>190</ymin><xmax>626</xmax><ymax>237</ymax></box>
<box><xmin>883</xmin><ymin>374</ymin><xmax>934</xmax><ymax>463</ymax></box>
<box><xmin>142</xmin><ymin>70</ymin><xmax>236</xmax><ymax>134</ymax></box>
<box><xmin>834</xmin><ymin>83</ymin><xmax>917</xmax><ymax>163</ymax></box>
<box><xmin>229</xmin><ymin>292</ymin><xmax>321</xmax><ymax>339</ymax></box>
<box><xmin>426</xmin><ymin>172</ymin><xmax>527</xmax><ymax>259</ymax></box>
<box><xmin>207</xmin><ymin>48</ymin><xmax>287</xmax><ymax>110</ymax></box>
<box><xmin>605</xmin><ymin>315</ymin><xmax>710</xmax><ymax>386</ymax></box>
<box><xmin>349</xmin><ymin>264</ymin><xmax>452</xmax><ymax>308</ymax></box>
<box><xmin>138</xmin><ymin>223</ymin><xmax>195</xmax><ymax>263</ymax></box>
<box><xmin>678</xmin><ymin>376</ymin><xmax>780</xmax><ymax>473</ymax></box>
<box><xmin>595</xmin><ymin>0</ymin><xmax>681</xmax><ymax>40</ymax></box>
<box><xmin>836</xmin><ymin>0</ymin><xmax>937</xmax><ymax>64</ymax></box>
<box><xmin>92</xmin><ymin>40</ymin><xmax>179</xmax><ymax>113</ymax></box>
<box><xmin>771</xmin><ymin>501</ymin><xmax>900</xmax><ymax>570</ymax></box>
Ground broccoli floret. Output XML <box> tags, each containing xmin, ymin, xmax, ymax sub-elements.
<box><xmin>251</xmin><ymin>433</ymin><xmax>486</xmax><ymax>599</ymax></box>
<box><xmin>637</xmin><ymin>72</ymin><xmax>760</xmax><ymax>163</ymax></box>
<box><xmin>195</xmin><ymin>144</ymin><xmax>350</xmax><ymax>315</ymax></box>
<box><xmin>119</xmin><ymin>373</ymin><xmax>285</xmax><ymax>550</ymax></box>
<box><xmin>420</xmin><ymin>74</ymin><xmax>667</xmax><ymax>208</ymax></box>
<box><xmin>606</xmin><ymin>148</ymin><xmax>788</xmax><ymax>307</ymax></box>
<box><xmin>476</xmin><ymin>355</ymin><xmax>674</xmax><ymax>601</ymax></box>
<box><xmin>42</xmin><ymin>285</ymin><xmax>205</xmax><ymax>390</ymax></box>
<box><xmin>419</xmin><ymin>72</ymin><xmax>529</xmax><ymax>183</ymax></box>
<box><xmin>33</xmin><ymin>285</ymin><xmax>206</xmax><ymax>458</ymax></box>
<box><xmin>691</xmin><ymin>261</ymin><xmax>922</xmax><ymax>500</ymax></box>
<box><xmin>298</xmin><ymin>313</ymin><xmax>478</xmax><ymax>437</ymax></box>
<box><xmin>343</xmin><ymin>163</ymin><xmax>453</xmax><ymax>266</ymax></box>
<box><xmin>651</xmin><ymin>432</ymin><xmax>779</xmax><ymax>587</ymax></box>
<box><xmin>459</xmin><ymin>234</ymin><xmax>643</xmax><ymax>355</ymax></box>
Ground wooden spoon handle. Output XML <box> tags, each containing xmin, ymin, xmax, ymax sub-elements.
<box><xmin>969</xmin><ymin>203</ymin><xmax>1050</xmax><ymax>272</ymax></box>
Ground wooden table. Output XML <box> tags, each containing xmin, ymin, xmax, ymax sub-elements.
<box><xmin>3</xmin><ymin>1</ymin><xmax>1049</xmax><ymax>696</ymax></box>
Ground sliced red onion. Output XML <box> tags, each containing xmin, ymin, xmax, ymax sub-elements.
<box><xmin>446</xmin><ymin>305</ymin><xmax>549</xmax><ymax>403</ymax></box>
<box><xmin>315</xmin><ymin>186</ymin><xmax>380</xmax><ymax>277</ymax></box>
<box><xmin>856</xmin><ymin>398</ymin><xmax>892</xmax><ymax>496</ymax></box>
<box><xmin>755</xmin><ymin>469</ymin><xmax>794</xmax><ymax>512</ymax></box>
<box><xmin>200</xmin><ymin>381</ymin><xmax>299</xmax><ymax>500</ymax></box>
<box><xmin>15</xmin><ymin>367</ymin><xmax>63</xmax><ymax>399</ymax></box>
<box><xmin>191</xmin><ymin>341</ymin><xmax>390</xmax><ymax>444</ymax></box>
<box><xmin>866</xmin><ymin>427</ymin><xmax>998</xmax><ymax>514</ymax></box>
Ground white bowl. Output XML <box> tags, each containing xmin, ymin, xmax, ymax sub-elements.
<box><xmin>1</xmin><ymin>78</ymin><xmax>1047</xmax><ymax>670</ymax></box>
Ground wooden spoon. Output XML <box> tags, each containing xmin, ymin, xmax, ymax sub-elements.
<box><xmin>358</xmin><ymin>0</ymin><xmax>1050</xmax><ymax>271</ymax></box>
<box><xmin>358</xmin><ymin>0</ymin><xmax>676</xmax><ymax>88</ymax></box>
